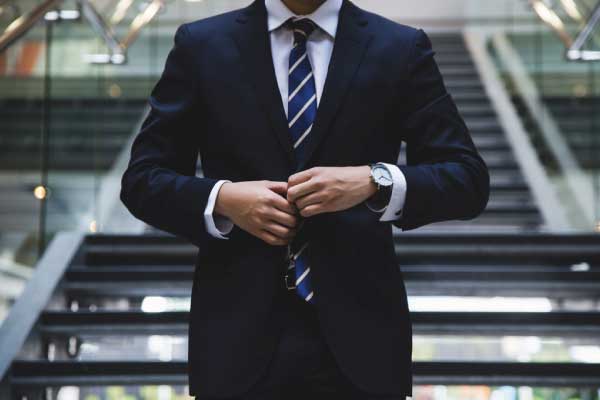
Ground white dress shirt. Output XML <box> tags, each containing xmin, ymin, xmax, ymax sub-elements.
<box><xmin>203</xmin><ymin>0</ymin><xmax>407</xmax><ymax>239</ymax></box>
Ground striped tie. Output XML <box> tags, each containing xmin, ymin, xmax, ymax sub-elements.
<box><xmin>287</xmin><ymin>17</ymin><xmax>318</xmax><ymax>304</ymax></box>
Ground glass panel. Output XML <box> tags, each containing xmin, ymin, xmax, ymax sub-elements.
<box><xmin>37</xmin><ymin>333</ymin><xmax>600</xmax><ymax>364</ymax></box>
<box><xmin>36</xmin><ymin>0</ymin><xmax>253</xmax><ymax>241</ymax></box>
<box><xmin>65</xmin><ymin>294</ymin><xmax>600</xmax><ymax>313</ymax></box>
<box><xmin>44</xmin><ymin>0</ymin><xmax>154</xmax><ymax>241</ymax></box>
<box><xmin>484</xmin><ymin>1</ymin><xmax>600</xmax><ymax>230</ymax></box>
<box><xmin>413</xmin><ymin>386</ymin><xmax>600</xmax><ymax>399</ymax></box>
<box><xmin>414</xmin><ymin>335</ymin><xmax>600</xmax><ymax>363</ymax></box>
<box><xmin>67</xmin><ymin>295</ymin><xmax>191</xmax><ymax>312</ymax></box>
<box><xmin>54</xmin><ymin>385</ymin><xmax>193</xmax><ymax>400</ymax></box>
<box><xmin>0</xmin><ymin>1</ymin><xmax>51</xmax><ymax>324</ymax></box>
<box><xmin>75</xmin><ymin>335</ymin><xmax>188</xmax><ymax>362</ymax></box>
<box><xmin>2</xmin><ymin>0</ymin><xmax>599</xmax><ymax>395</ymax></box>
<box><xmin>408</xmin><ymin>296</ymin><xmax>598</xmax><ymax>312</ymax></box>
<box><xmin>43</xmin><ymin>385</ymin><xmax>600</xmax><ymax>400</ymax></box>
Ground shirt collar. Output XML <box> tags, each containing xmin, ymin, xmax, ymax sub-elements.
<box><xmin>265</xmin><ymin>0</ymin><xmax>342</xmax><ymax>38</ymax></box>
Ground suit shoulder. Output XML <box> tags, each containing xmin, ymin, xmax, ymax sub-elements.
<box><xmin>354</xmin><ymin>3</ymin><xmax>423</xmax><ymax>44</ymax></box>
<box><xmin>178</xmin><ymin>5</ymin><xmax>246</xmax><ymax>41</ymax></box>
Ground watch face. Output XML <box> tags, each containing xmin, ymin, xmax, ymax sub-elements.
<box><xmin>373</xmin><ymin>166</ymin><xmax>393</xmax><ymax>186</ymax></box>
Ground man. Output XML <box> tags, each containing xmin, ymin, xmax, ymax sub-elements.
<box><xmin>120</xmin><ymin>0</ymin><xmax>490</xmax><ymax>398</ymax></box>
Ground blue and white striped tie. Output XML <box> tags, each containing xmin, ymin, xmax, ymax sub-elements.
<box><xmin>287</xmin><ymin>17</ymin><xmax>318</xmax><ymax>304</ymax></box>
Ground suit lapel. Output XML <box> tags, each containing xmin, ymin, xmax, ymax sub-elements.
<box><xmin>231</xmin><ymin>0</ymin><xmax>372</xmax><ymax>173</ymax></box>
<box><xmin>231</xmin><ymin>0</ymin><xmax>296</xmax><ymax>171</ymax></box>
<box><xmin>297</xmin><ymin>0</ymin><xmax>372</xmax><ymax>172</ymax></box>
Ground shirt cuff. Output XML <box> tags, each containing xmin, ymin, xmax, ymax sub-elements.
<box><xmin>380</xmin><ymin>162</ymin><xmax>406</xmax><ymax>221</ymax></box>
<box><xmin>366</xmin><ymin>163</ymin><xmax>406</xmax><ymax>222</ymax></box>
<box><xmin>204</xmin><ymin>179</ymin><xmax>234</xmax><ymax>239</ymax></box>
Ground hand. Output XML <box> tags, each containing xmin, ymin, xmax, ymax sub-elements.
<box><xmin>214</xmin><ymin>180</ymin><xmax>300</xmax><ymax>246</ymax></box>
<box><xmin>287</xmin><ymin>166</ymin><xmax>377</xmax><ymax>217</ymax></box>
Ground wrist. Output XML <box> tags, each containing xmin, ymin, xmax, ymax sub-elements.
<box><xmin>214</xmin><ymin>182</ymin><xmax>233</xmax><ymax>219</ymax></box>
<box><xmin>362</xmin><ymin>165</ymin><xmax>378</xmax><ymax>198</ymax></box>
<box><xmin>366</xmin><ymin>163</ymin><xmax>393</xmax><ymax>206</ymax></box>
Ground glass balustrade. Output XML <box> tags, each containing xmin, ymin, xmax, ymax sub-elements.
<box><xmin>41</xmin><ymin>385</ymin><xmax>600</xmax><ymax>400</ymax></box>
<box><xmin>1</xmin><ymin>1</ymin><xmax>599</xmax><ymax>399</ymax></box>
<box><xmin>464</xmin><ymin>0</ymin><xmax>600</xmax><ymax>231</ymax></box>
<box><xmin>0</xmin><ymin>0</ymin><xmax>252</xmax><ymax>324</ymax></box>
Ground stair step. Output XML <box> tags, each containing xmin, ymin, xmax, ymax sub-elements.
<box><xmin>438</xmin><ymin>66</ymin><xmax>479</xmax><ymax>77</ymax></box>
<box><xmin>471</xmin><ymin>136</ymin><xmax>509</xmax><ymax>149</ymax></box>
<box><xmin>38</xmin><ymin>310</ymin><xmax>600</xmax><ymax>336</ymax></box>
<box><xmin>0</xmin><ymin>153</ymin><xmax>117</xmax><ymax>170</ymax></box>
<box><xmin>433</xmin><ymin>46</ymin><xmax>469</xmax><ymax>55</ymax></box>
<box><xmin>71</xmin><ymin>258</ymin><xmax>597</xmax><ymax>284</ymax></box>
<box><xmin>79</xmin><ymin>234</ymin><xmax>600</xmax><ymax>266</ymax></box>
<box><xmin>435</xmin><ymin>57</ymin><xmax>476</xmax><ymax>66</ymax></box>
<box><xmin>10</xmin><ymin>360</ymin><xmax>600</xmax><ymax>387</ymax></box>
<box><xmin>407</xmin><ymin>223</ymin><xmax>542</xmax><ymax>234</ymax></box>
<box><xmin>451</xmin><ymin>92</ymin><xmax>492</xmax><ymax>102</ymax></box>
<box><xmin>64</xmin><ymin>266</ymin><xmax>599</xmax><ymax>299</ymax></box>
<box><xmin>456</xmin><ymin>105</ymin><xmax>497</xmax><ymax>119</ymax></box>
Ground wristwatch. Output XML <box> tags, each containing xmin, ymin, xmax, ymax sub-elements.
<box><xmin>368</xmin><ymin>162</ymin><xmax>393</xmax><ymax>208</ymax></box>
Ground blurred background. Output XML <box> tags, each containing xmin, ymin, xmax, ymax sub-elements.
<box><xmin>0</xmin><ymin>0</ymin><xmax>599</xmax><ymax>399</ymax></box>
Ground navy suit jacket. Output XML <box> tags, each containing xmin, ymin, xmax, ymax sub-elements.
<box><xmin>120</xmin><ymin>0</ymin><xmax>490</xmax><ymax>397</ymax></box>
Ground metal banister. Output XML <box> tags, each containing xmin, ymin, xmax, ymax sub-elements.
<box><xmin>120</xmin><ymin>0</ymin><xmax>163</xmax><ymax>50</ymax></box>
<box><xmin>82</xmin><ymin>0</ymin><xmax>165</xmax><ymax>64</ymax></box>
<box><xmin>530</xmin><ymin>0</ymin><xmax>600</xmax><ymax>61</ymax></box>
<box><xmin>0</xmin><ymin>232</ymin><xmax>83</xmax><ymax>383</ymax></box>
<box><xmin>0</xmin><ymin>0</ymin><xmax>165</xmax><ymax>63</ymax></box>
<box><xmin>568</xmin><ymin>1</ymin><xmax>600</xmax><ymax>60</ymax></box>
<box><xmin>0</xmin><ymin>0</ymin><xmax>62</xmax><ymax>54</ymax></box>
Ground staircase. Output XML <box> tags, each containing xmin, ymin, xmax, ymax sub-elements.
<box><xmin>545</xmin><ymin>96</ymin><xmax>600</xmax><ymax>170</ymax></box>
<box><xmin>2</xmin><ymin>34</ymin><xmax>600</xmax><ymax>399</ymax></box>
<box><xmin>0</xmin><ymin>98</ymin><xmax>146</xmax><ymax>170</ymax></box>
<box><xmin>416</xmin><ymin>34</ymin><xmax>543</xmax><ymax>232</ymax></box>
<box><xmin>2</xmin><ymin>231</ymin><xmax>600</xmax><ymax>397</ymax></box>
<box><xmin>0</xmin><ymin>97</ymin><xmax>147</xmax><ymax>234</ymax></box>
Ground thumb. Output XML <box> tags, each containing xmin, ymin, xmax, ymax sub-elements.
<box><xmin>265</xmin><ymin>180</ymin><xmax>288</xmax><ymax>196</ymax></box>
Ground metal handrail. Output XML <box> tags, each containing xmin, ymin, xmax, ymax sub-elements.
<box><xmin>530</xmin><ymin>0</ymin><xmax>600</xmax><ymax>61</ymax></box>
<box><xmin>489</xmin><ymin>32</ymin><xmax>595</xmax><ymax>227</ymax></box>
<box><xmin>463</xmin><ymin>30</ymin><xmax>572</xmax><ymax>230</ymax></box>
<box><xmin>110</xmin><ymin>0</ymin><xmax>135</xmax><ymax>25</ymax></box>
<box><xmin>79</xmin><ymin>0</ymin><xmax>124</xmax><ymax>61</ymax></box>
<box><xmin>83</xmin><ymin>0</ymin><xmax>165</xmax><ymax>64</ymax></box>
<box><xmin>567</xmin><ymin>1</ymin><xmax>600</xmax><ymax>60</ymax></box>
<box><xmin>0</xmin><ymin>0</ymin><xmax>62</xmax><ymax>54</ymax></box>
<box><xmin>80</xmin><ymin>0</ymin><xmax>165</xmax><ymax>64</ymax></box>
<box><xmin>0</xmin><ymin>232</ymin><xmax>83</xmax><ymax>383</ymax></box>
<box><xmin>0</xmin><ymin>0</ymin><xmax>165</xmax><ymax>63</ymax></box>
<box><xmin>120</xmin><ymin>0</ymin><xmax>163</xmax><ymax>50</ymax></box>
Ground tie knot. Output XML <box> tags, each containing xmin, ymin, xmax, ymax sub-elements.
<box><xmin>288</xmin><ymin>17</ymin><xmax>318</xmax><ymax>44</ymax></box>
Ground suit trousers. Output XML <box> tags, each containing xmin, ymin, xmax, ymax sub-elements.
<box><xmin>194</xmin><ymin>279</ymin><xmax>408</xmax><ymax>400</ymax></box>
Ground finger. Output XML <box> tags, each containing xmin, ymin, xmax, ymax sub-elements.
<box><xmin>288</xmin><ymin>168</ymin><xmax>315</xmax><ymax>188</ymax></box>
<box><xmin>264</xmin><ymin>221</ymin><xmax>296</xmax><ymax>239</ymax></box>
<box><xmin>299</xmin><ymin>203</ymin><xmax>324</xmax><ymax>218</ymax></box>
<box><xmin>265</xmin><ymin>181</ymin><xmax>288</xmax><ymax>196</ymax></box>
<box><xmin>287</xmin><ymin>178</ymin><xmax>319</xmax><ymax>203</ymax></box>
<box><xmin>268</xmin><ymin>208</ymin><xmax>299</xmax><ymax>228</ymax></box>
<box><xmin>270</xmin><ymin>193</ymin><xmax>298</xmax><ymax>215</ymax></box>
<box><xmin>295</xmin><ymin>191</ymin><xmax>325</xmax><ymax>210</ymax></box>
<box><xmin>260</xmin><ymin>228</ymin><xmax>289</xmax><ymax>246</ymax></box>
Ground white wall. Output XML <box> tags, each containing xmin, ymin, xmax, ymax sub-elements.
<box><xmin>353</xmin><ymin>0</ymin><xmax>532</xmax><ymax>22</ymax></box>
<box><xmin>156</xmin><ymin>0</ymin><xmax>534</xmax><ymax>25</ymax></box>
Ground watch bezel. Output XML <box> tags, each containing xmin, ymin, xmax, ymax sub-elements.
<box><xmin>370</xmin><ymin>163</ymin><xmax>394</xmax><ymax>188</ymax></box>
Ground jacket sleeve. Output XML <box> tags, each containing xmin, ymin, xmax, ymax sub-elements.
<box><xmin>120</xmin><ymin>23</ymin><xmax>221</xmax><ymax>248</ymax></box>
<box><xmin>392</xmin><ymin>28</ymin><xmax>490</xmax><ymax>231</ymax></box>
